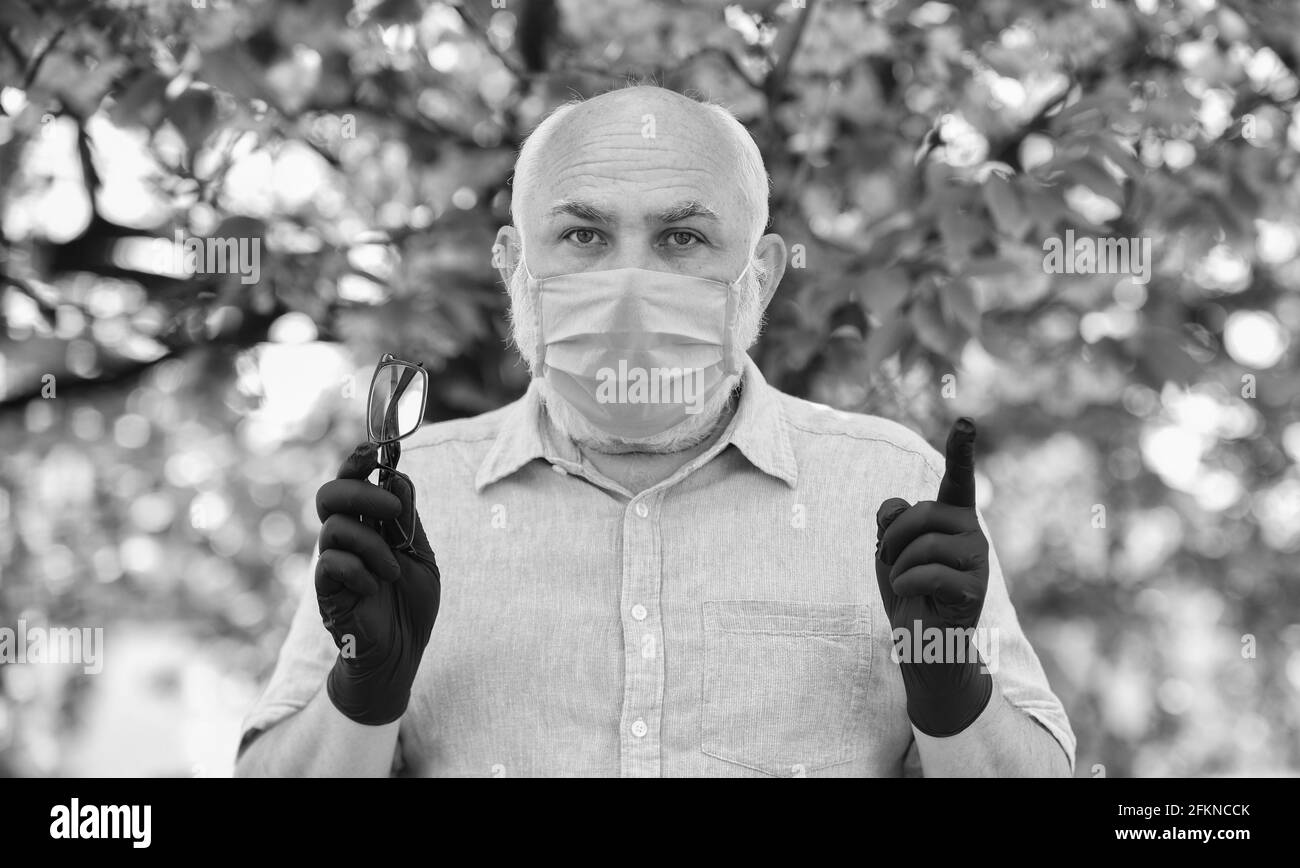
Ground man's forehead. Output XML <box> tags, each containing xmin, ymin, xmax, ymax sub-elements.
<box><xmin>527</xmin><ymin>93</ymin><xmax>746</xmax><ymax>227</ymax></box>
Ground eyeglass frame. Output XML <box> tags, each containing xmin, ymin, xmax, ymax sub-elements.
<box><xmin>365</xmin><ymin>353</ymin><xmax>429</xmax><ymax>554</ymax></box>
<box><xmin>367</xmin><ymin>353</ymin><xmax>429</xmax><ymax>445</ymax></box>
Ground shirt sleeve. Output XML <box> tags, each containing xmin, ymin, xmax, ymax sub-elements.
<box><xmin>914</xmin><ymin>449</ymin><xmax>1078</xmax><ymax>774</ymax></box>
<box><xmin>236</xmin><ymin>545</ymin><xmax>341</xmax><ymax>759</ymax></box>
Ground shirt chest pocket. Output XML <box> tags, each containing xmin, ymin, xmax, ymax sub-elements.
<box><xmin>700</xmin><ymin>600</ymin><xmax>874</xmax><ymax>777</ymax></box>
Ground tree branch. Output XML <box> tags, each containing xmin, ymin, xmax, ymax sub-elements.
<box><xmin>0</xmin><ymin>345</ymin><xmax>182</xmax><ymax>413</ymax></box>
<box><xmin>764</xmin><ymin>0</ymin><xmax>817</xmax><ymax>105</ymax></box>
<box><xmin>22</xmin><ymin>19</ymin><xmax>72</xmax><ymax>90</ymax></box>
<box><xmin>451</xmin><ymin>0</ymin><xmax>529</xmax><ymax>80</ymax></box>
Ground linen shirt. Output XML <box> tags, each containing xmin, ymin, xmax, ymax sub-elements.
<box><xmin>240</xmin><ymin>355</ymin><xmax>1076</xmax><ymax>777</ymax></box>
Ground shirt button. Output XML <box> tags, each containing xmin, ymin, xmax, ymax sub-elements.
<box><xmin>631</xmin><ymin>603</ymin><xmax>647</xmax><ymax>621</ymax></box>
<box><xmin>634</xmin><ymin>502</ymin><xmax>649</xmax><ymax>518</ymax></box>
<box><xmin>631</xmin><ymin>719</ymin><xmax>648</xmax><ymax>738</ymax></box>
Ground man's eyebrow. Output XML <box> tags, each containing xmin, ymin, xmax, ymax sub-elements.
<box><xmin>656</xmin><ymin>201</ymin><xmax>720</xmax><ymax>224</ymax></box>
<box><xmin>544</xmin><ymin>199</ymin><xmax>721</xmax><ymax>225</ymax></box>
<box><xmin>546</xmin><ymin>199</ymin><xmax>614</xmax><ymax>223</ymax></box>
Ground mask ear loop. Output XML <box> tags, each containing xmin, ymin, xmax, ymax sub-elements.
<box><xmin>525</xmin><ymin>270</ymin><xmax>547</xmax><ymax>374</ymax></box>
<box><xmin>724</xmin><ymin>260</ymin><xmax>753</xmax><ymax>375</ymax></box>
<box><xmin>516</xmin><ymin>240</ymin><xmax>548</xmax><ymax>377</ymax></box>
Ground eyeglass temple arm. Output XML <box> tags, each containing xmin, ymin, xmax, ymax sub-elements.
<box><xmin>380</xmin><ymin>363</ymin><xmax>422</xmax><ymax>467</ymax></box>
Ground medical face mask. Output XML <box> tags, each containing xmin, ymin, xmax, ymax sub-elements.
<box><xmin>523</xmin><ymin>262</ymin><xmax>749</xmax><ymax>439</ymax></box>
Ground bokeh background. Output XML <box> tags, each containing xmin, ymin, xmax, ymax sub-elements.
<box><xmin>1</xmin><ymin>0</ymin><xmax>1299</xmax><ymax>777</ymax></box>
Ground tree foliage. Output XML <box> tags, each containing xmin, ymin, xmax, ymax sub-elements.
<box><xmin>1</xmin><ymin>0</ymin><xmax>1299</xmax><ymax>775</ymax></box>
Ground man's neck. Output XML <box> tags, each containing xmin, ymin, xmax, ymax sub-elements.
<box><xmin>577</xmin><ymin>403</ymin><xmax>738</xmax><ymax>495</ymax></box>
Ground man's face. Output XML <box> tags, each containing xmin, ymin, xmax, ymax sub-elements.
<box><xmin>497</xmin><ymin>89</ymin><xmax>787</xmax><ymax>454</ymax></box>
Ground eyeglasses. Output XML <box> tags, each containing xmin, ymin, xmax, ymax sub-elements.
<box><xmin>366</xmin><ymin>352</ymin><xmax>429</xmax><ymax>553</ymax></box>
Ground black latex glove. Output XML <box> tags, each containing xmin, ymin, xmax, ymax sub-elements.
<box><xmin>875</xmin><ymin>418</ymin><xmax>993</xmax><ymax>737</ymax></box>
<box><xmin>314</xmin><ymin>442</ymin><xmax>440</xmax><ymax>726</ymax></box>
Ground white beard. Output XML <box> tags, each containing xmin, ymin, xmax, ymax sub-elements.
<box><xmin>506</xmin><ymin>257</ymin><xmax>769</xmax><ymax>455</ymax></box>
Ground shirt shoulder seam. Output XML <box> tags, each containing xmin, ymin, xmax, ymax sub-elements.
<box><xmin>783</xmin><ymin>418</ymin><xmax>942</xmax><ymax>477</ymax></box>
<box><xmin>400</xmin><ymin>431</ymin><xmax>501</xmax><ymax>453</ymax></box>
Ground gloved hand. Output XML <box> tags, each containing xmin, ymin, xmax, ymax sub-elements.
<box><xmin>314</xmin><ymin>442</ymin><xmax>441</xmax><ymax>726</ymax></box>
<box><xmin>875</xmin><ymin>418</ymin><xmax>993</xmax><ymax>737</ymax></box>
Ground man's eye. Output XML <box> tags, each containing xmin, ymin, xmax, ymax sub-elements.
<box><xmin>666</xmin><ymin>230</ymin><xmax>702</xmax><ymax>248</ymax></box>
<box><xmin>563</xmin><ymin>229</ymin><xmax>602</xmax><ymax>246</ymax></box>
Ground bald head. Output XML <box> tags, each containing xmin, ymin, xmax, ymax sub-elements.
<box><xmin>504</xmin><ymin>86</ymin><xmax>773</xmax><ymax>282</ymax></box>
<box><xmin>512</xmin><ymin>87</ymin><xmax>769</xmax><ymax>254</ymax></box>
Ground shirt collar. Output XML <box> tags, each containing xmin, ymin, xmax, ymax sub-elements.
<box><xmin>475</xmin><ymin>355</ymin><xmax>798</xmax><ymax>491</ymax></box>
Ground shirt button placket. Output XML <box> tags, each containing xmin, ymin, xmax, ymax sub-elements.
<box><xmin>620</xmin><ymin>494</ymin><xmax>664</xmax><ymax>777</ymax></box>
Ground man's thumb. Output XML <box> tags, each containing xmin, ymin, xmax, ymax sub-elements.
<box><xmin>874</xmin><ymin>498</ymin><xmax>910</xmax><ymax>612</ymax></box>
<box><xmin>876</xmin><ymin>498</ymin><xmax>911</xmax><ymax>555</ymax></box>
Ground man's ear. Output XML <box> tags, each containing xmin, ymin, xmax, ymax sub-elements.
<box><xmin>493</xmin><ymin>226</ymin><xmax>522</xmax><ymax>287</ymax></box>
<box><xmin>754</xmin><ymin>232</ymin><xmax>788</xmax><ymax>310</ymax></box>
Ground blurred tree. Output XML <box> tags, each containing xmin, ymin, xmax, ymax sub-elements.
<box><xmin>1</xmin><ymin>0</ymin><xmax>1298</xmax><ymax>776</ymax></box>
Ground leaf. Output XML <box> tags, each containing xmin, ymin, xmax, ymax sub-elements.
<box><xmin>961</xmin><ymin>257</ymin><xmax>1021</xmax><ymax>278</ymax></box>
<box><xmin>200</xmin><ymin>46</ymin><xmax>271</xmax><ymax>104</ymax></box>
<box><xmin>964</xmin><ymin>248</ymin><xmax>1051</xmax><ymax>311</ymax></box>
<box><xmin>1066</xmin><ymin>157</ymin><xmax>1124</xmax><ymax>205</ymax></box>
<box><xmin>109</xmin><ymin>71</ymin><xmax>170</xmax><ymax>130</ymax></box>
<box><xmin>168</xmin><ymin>87</ymin><xmax>218</xmax><ymax>152</ymax></box>
<box><xmin>213</xmin><ymin>216</ymin><xmax>268</xmax><ymax>246</ymax></box>
<box><xmin>864</xmin><ymin>311</ymin><xmax>913</xmax><ymax>369</ymax></box>
<box><xmin>29</xmin><ymin>52</ymin><xmax>126</xmax><ymax>118</ymax></box>
<box><xmin>0</xmin><ymin>2</ymin><xmax>42</xmax><ymax>36</ymax></box>
<box><xmin>368</xmin><ymin>0</ymin><xmax>423</xmax><ymax>23</ymax></box>
<box><xmin>899</xmin><ymin>332</ymin><xmax>928</xmax><ymax>372</ymax></box>
<box><xmin>828</xmin><ymin>301</ymin><xmax>868</xmax><ymax>339</ymax></box>
<box><xmin>860</xmin><ymin>267</ymin><xmax>909</xmax><ymax>316</ymax></box>
<box><xmin>3</xmin><ymin>284</ymin><xmax>56</xmax><ymax>329</ymax></box>
<box><xmin>982</xmin><ymin>174</ymin><xmax>1030</xmax><ymax>238</ymax></box>
<box><xmin>1087</xmin><ymin>135</ymin><xmax>1143</xmax><ymax>180</ymax></box>
<box><xmin>980</xmin><ymin>44</ymin><xmax>1035</xmax><ymax>78</ymax></box>
<box><xmin>939</xmin><ymin>275</ymin><xmax>981</xmax><ymax>335</ymax></box>
<box><xmin>910</xmin><ymin>294</ymin><xmax>965</xmax><ymax>356</ymax></box>
<box><xmin>1052</xmin><ymin>94</ymin><xmax>1113</xmax><ymax>130</ymax></box>
<box><xmin>938</xmin><ymin>207</ymin><xmax>984</xmax><ymax>263</ymax></box>
<box><xmin>1023</xmin><ymin>186</ymin><xmax>1067</xmax><ymax>231</ymax></box>
<box><xmin>1215</xmin><ymin>189</ymin><xmax>1254</xmax><ymax>242</ymax></box>
<box><xmin>1052</xmin><ymin>84</ymin><xmax>1134</xmax><ymax>131</ymax></box>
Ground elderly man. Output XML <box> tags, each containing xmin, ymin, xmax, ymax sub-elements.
<box><xmin>235</xmin><ymin>85</ymin><xmax>1075</xmax><ymax>777</ymax></box>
